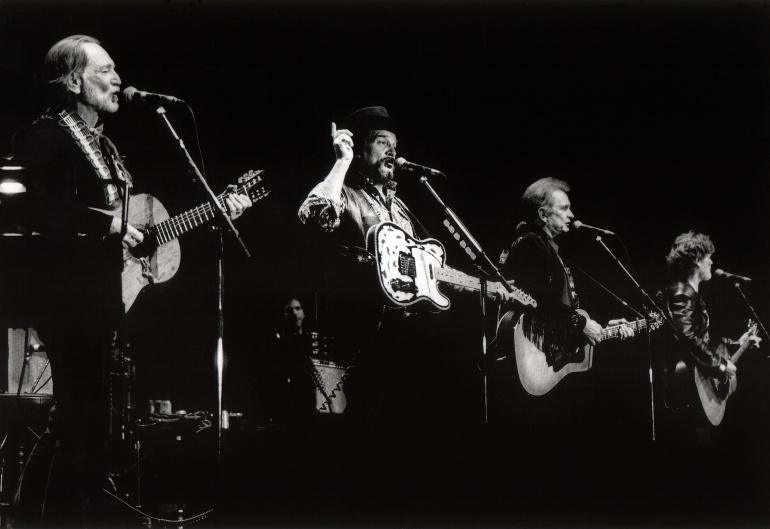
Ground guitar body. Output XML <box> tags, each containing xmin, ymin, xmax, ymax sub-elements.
<box><xmin>122</xmin><ymin>194</ymin><xmax>181</xmax><ymax>312</ymax></box>
<box><xmin>694</xmin><ymin>343</ymin><xmax>737</xmax><ymax>426</ymax></box>
<box><xmin>370</xmin><ymin>222</ymin><xmax>451</xmax><ymax>309</ymax></box>
<box><xmin>512</xmin><ymin>312</ymin><xmax>591</xmax><ymax>396</ymax></box>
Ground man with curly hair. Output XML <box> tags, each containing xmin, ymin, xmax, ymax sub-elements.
<box><xmin>661</xmin><ymin>231</ymin><xmax>760</xmax><ymax>434</ymax></box>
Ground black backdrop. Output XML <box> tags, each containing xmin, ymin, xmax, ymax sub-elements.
<box><xmin>2</xmin><ymin>1</ymin><xmax>770</xmax><ymax>527</ymax></box>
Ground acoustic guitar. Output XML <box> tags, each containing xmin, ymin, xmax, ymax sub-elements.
<box><xmin>498</xmin><ymin>308</ymin><xmax>663</xmax><ymax>396</ymax></box>
<box><xmin>695</xmin><ymin>321</ymin><xmax>758</xmax><ymax>425</ymax></box>
<box><xmin>97</xmin><ymin>169</ymin><xmax>270</xmax><ymax>312</ymax></box>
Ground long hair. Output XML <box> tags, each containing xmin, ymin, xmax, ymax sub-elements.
<box><xmin>42</xmin><ymin>35</ymin><xmax>100</xmax><ymax>104</ymax></box>
<box><xmin>516</xmin><ymin>177</ymin><xmax>570</xmax><ymax>231</ymax></box>
<box><xmin>665</xmin><ymin>231</ymin><xmax>715</xmax><ymax>281</ymax></box>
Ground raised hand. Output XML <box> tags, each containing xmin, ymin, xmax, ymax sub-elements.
<box><xmin>331</xmin><ymin>121</ymin><xmax>354</xmax><ymax>162</ymax></box>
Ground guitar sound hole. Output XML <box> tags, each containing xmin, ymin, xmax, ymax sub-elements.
<box><xmin>128</xmin><ymin>237</ymin><xmax>158</xmax><ymax>259</ymax></box>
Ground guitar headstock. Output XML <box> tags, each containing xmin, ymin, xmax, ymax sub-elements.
<box><xmin>512</xmin><ymin>286</ymin><xmax>537</xmax><ymax>308</ymax></box>
<box><xmin>237</xmin><ymin>169</ymin><xmax>271</xmax><ymax>202</ymax></box>
<box><xmin>648</xmin><ymin>311</ymin><xmax>664</xmax><ymax>331</ymax></box>
<box><xmin>238</xmin><ymin>169</ymin><xmax>264</xmax><ymax>185</ymax></box>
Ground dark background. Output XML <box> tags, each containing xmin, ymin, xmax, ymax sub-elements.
<box><xmin>1</xmin><ymin>0</ymin><xmax>770</xmax><ymax>527</ymax></box>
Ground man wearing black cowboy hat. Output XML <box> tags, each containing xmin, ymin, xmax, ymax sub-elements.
<box><xmin>299</xmin><ymin>105</ymin><xmax>416</xmax><ymax>242</ymax></box>
<box><xmin>299</xmin><ymin>105</ymin><xmax>512</xmax><ymax>425</ymax></box>
<box><xmin>299</xmin><ymin>106</ymin><xmax>423</xmax><ymax>419</ymax></box>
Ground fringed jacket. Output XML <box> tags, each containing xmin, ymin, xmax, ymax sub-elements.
<box><xmin>501</xmin><ymin>226</ymin><xmax>587</xmax><ymax>371</ymax></box>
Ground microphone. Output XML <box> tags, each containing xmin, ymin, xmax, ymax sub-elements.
<box><xmin>572</xmin><ymin>220</ymin><xmax>615</xmax><ymax>236</ymax></box>
<box><xmin>395</xmin><ymin>158</ymin><xmax>444</xmax><ymax>177</ymax></box>
<box><xmin>122</xmin><ymin>86</ymin><xmax>183</xmax><ymax>104</ymax></box>
<box><xmin>715</xmin><ymin>269</ymin><xmax>751</xmax><ymax>282</ymax></box>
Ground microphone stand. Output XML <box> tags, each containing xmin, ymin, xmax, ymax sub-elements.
<box><xmin>155</xmin><ymin>106</ymin><xmax>250</xmax><ymax>460</ymax></box>
<box><xmin>415</xmin><ymin>175</ymin><xmax>512</xmax><ymax>423</ymax></box>
<box><xmin>734</xmin><ymin>283</ymin><xmax>769</xmax><ymax>342</ymax></box>
<box><xmin>593</xmin><ymin>235</ymin><xmax>675</xmax><ymax>442</ymax></box>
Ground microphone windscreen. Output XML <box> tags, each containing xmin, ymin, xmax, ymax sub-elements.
<box><xmin>572</xmin><ymin>220</ymin><xmax>583</xmax><ymax>229</ymax></box>
<box><xmin>122</xmin><ymin>86</ymin><xmax>139</xmax><ymax>102</ymax></box>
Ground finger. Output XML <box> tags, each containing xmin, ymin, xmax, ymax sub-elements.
<box><xmin>331</xmin><ymin>122</ymin><xmax>337</xmax><ymax>140</ymax></box>
<box><xmin>233</xmin><ymin>194</ymin><xmax>251</xmax><ymax>207</ymax></box>
<box><xmin>230</xmin><ymin>197</ymin><xmax>245</xmax><ymax>212</ymax></box>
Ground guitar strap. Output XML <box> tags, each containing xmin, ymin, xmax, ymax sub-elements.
<box><xmin>52</xmin><ymin>108</ymin><xmax>133</xmax><ymax>207</ymax></box>
<box><xmin>394</xmin><ymin>197</ymin><xmax>431</xmax><ymax>240</ymax></box>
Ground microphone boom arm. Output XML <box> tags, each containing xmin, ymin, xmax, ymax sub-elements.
<box><xmin>154</xmin><ymin>106</ymin><xmax>250</xmax><ymax>258</ymax></box>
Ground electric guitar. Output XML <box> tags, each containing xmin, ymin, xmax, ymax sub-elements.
<box><xmin>368</xmin><ymin>221</ymin><xmax>537</xmax><ymax>310</ymax></box>
<box><xmin>97</xmin><ymin>170</ymin><xmax>270</xmax><ymax>312</ymax></box>
<box><xmin>695</xmin><ymin>321</ymin><xmax>758</xmax><ymax>425</ymax></box>
<box><xmin>498</xmin><ymin>308</ymin><xmax>663</xmax><ymax>396</ymax></box>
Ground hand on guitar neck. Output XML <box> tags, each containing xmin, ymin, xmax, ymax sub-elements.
<box><xmin>484</xmin><ymin>280</ymin><xmax>525</xmax><ymax>304</ymax></box>
<box><xmin>583</xmin><ymin>317</ymin><xmax>635</xmax><ymax>346</ymax></box>
<box><xmin>723</xmin><ymin>329</ymin><xmax>763</xmax><ymax>378</ymax></box>
<box><xmin>738</xmin><ymin>329</ymin><xmax>762</xmax><ymax>351</ymax></box>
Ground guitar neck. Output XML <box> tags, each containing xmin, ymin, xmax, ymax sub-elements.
<box><xmin>730</xmin><ymin>331</ymin><xmax>756</xmax><ymax>365</ymax></box>
<box><xmin>148</xmin><ymin>185</ymin><xmax>247</xmax><ymax>246</ymax></box>
<box><xmin>434</xmin><ymin>266</ymin><xmax>482</xmax><ymax>291</ymax></box>
<box><xmin>433</xmin><ymin>266</ymin><xmax>535</xmax><ymax>307</ymax></box>
<box><xmin>599</xmin><ymin>319</ymin><xmax>647</xmax><ymax>342</ymax></box>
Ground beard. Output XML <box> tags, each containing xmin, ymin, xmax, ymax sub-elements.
<box><xmin>82</xmin><ymin>80</ymin><xmax>119</xmax><ymax>114</ymax></box>
<box><xmin>361</xmin><ymin>158</ymin><xmax>395</xmax><ymax>184</ymax></box>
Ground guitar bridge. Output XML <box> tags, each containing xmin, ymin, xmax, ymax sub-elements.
<box><xmin>139</xmin><ymin>257</ymin><xmax>156</xmax><ymax>283</ymax></box>
<box><xmin>397</xmin><ymin>251</ymin><xmax>416</xmax><ymax>278</ymax></box>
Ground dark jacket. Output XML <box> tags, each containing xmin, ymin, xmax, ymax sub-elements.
<box><xmin>662</xmin><ymin>281</ymin><xmax>726</xmax><ymax>408</ymax></box>
<box><xmin>500</xmin><ymin>226</ymin><xmax>587</xmax><ymax>370</ymax></box>
<box><xmin>8</xmin><ymin>108</ymin><xmax>124</xmax><ymax>329</ymax></box>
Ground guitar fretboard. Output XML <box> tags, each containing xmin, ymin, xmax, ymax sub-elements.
<box><xmin>148</xmin><ymin>180</ymin><xmax>261</xmax><ymax>245</ymax></box>
<box><xmin>433</xmin><ymin>266</ymin><xmax>535</xmax><ymax>307</ymax></box>
<box><xmin>600</xmin><ymin>319</ymin><xmax>648</xmax><ymax>341</ymax></box>
<box><xmin>434</xmin><ymin>266</ymin><xmax>482</xmax><ymax>290</ymax></box>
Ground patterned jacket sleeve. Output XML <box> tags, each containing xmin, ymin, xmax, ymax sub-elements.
<box><xmin>298</xmin><ymin>182</ymin><xmax>349</xmax><ymax>233</ymax></box>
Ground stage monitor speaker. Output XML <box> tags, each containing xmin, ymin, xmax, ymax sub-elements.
<box><xmin>6</xmin><ymin>327</ymin><xmax>53</xmax><ymax>394</ymax></box>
